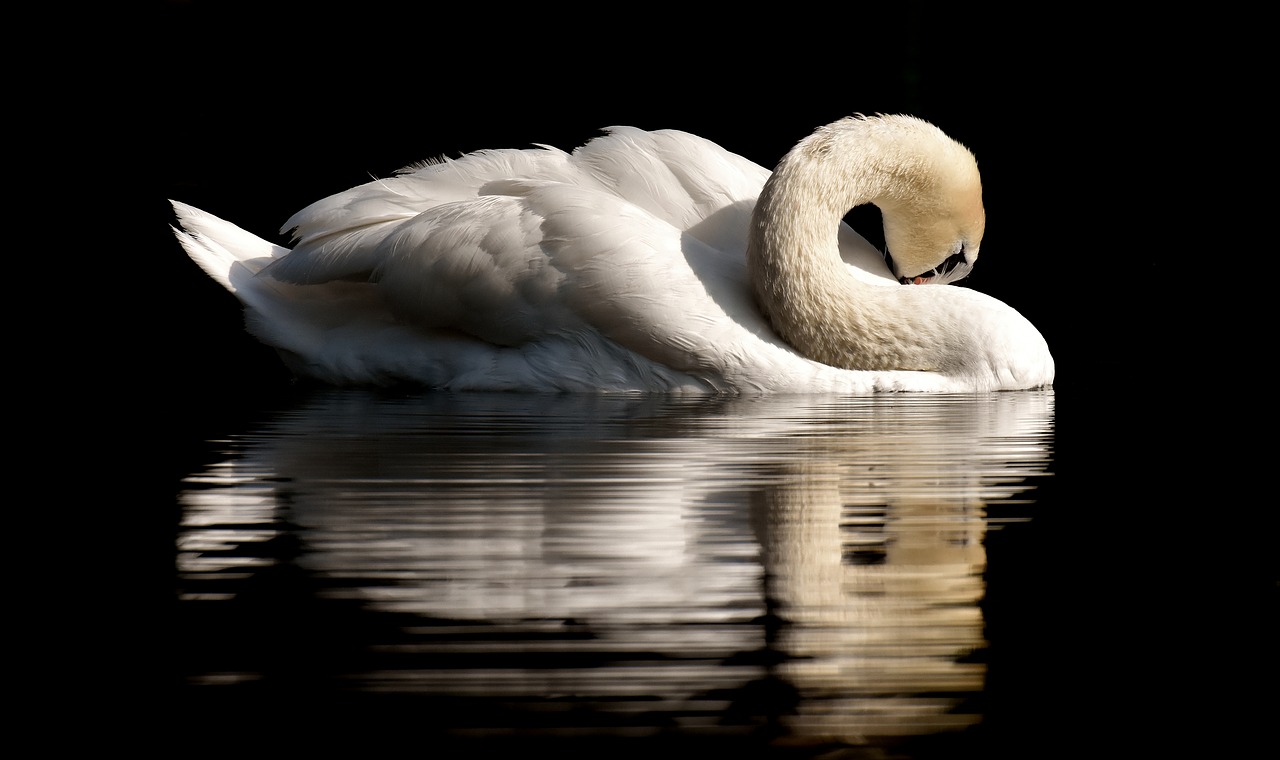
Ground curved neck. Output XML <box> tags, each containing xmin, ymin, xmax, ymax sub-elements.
<box><xmin>747</xmin><ymin>124</ymin><xmax>931</xmax><ymax>371</ymax></box>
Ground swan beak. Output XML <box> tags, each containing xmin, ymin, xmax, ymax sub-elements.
<box><xmin>890</xmin><ymin>248</ymin><xmax>974</xmax><ymax>286</ymax></box>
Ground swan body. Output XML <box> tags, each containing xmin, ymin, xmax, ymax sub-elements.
<box><xmin>171</xmin><ymin>114</ymin><xmax>1054</xmax><ymax>393</ymax></box>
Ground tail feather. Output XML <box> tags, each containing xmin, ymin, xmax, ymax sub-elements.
<box><xmin>172</xmin><ymin>199</ymin><xmax>413</xmax><ymax>382</ymax></box>
<box><xmin>170</xmin><ymin>200</ymin><xmax>289</xmax><ymax>292</ymax></box>
<box><xmin>168</xmin><ymin>200</ymin><xmax>709</xmax><ymax>390</ymax></box>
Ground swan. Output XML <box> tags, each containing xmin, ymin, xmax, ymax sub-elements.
<box><xmin>170</xmin><ymin>113</ymin><xmax>1054</xmax><ymax>393</ymax></box>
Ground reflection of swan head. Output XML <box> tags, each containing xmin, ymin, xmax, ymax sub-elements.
<box><xmin>171</xmin><ymin>114</ymin><xmax>1051</xmax><ymax>392</ymax></box>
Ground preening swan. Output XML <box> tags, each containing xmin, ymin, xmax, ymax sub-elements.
<box><xmin>171</xmin><ymin>114</ymin><xmax>1054</xmax><ymax>393</ymax></box>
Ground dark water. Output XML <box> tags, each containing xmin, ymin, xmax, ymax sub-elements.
<box><xmin>157</xmin><ymin>388</ymin><xmax>1273</xmax><ymax>758</ymax></box>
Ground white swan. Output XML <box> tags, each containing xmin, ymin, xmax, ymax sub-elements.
<box><xmin>171</xmin><ymin>114</ymin><xmax>1054</xmax><ymax>393</ymax></box>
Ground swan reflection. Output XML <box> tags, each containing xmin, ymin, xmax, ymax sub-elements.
<box><xmin>176</xmin><ymin>390</ymin><xmax>1053</xmax><ymax>749</ymax></box>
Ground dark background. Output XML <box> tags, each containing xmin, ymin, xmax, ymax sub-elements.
<box><xmin>117</xmin><ymin>3</ymin><xmax>1271</xmax><ymax>756</ymax></box>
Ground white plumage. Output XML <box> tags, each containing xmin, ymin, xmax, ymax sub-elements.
<box><xmin>171</xmin><ymin>115</ymin><xmax>1054</xmax><ymax>393</ymax></box>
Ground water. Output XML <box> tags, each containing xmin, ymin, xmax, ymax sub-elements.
<box><xmin>156</xmin><ymin>389</ymin><xmax>1093</xmax><ymax>757</ymax></box>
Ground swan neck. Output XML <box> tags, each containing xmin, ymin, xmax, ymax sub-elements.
<box><xmin>747</xmin><ymin>125</ymin><xmax>910</xmax><ymax>370</ymax></box>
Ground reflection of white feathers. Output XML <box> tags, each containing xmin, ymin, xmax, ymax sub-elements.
<box><xmin>178</xmin><ymin>391</ymin><xmax>1053</xmax><ymax>740</ymax></box>
<box><xmin>172</xmin><ymin>116</ymin><xmax>1053</xmax><ymax>392</ymax></box>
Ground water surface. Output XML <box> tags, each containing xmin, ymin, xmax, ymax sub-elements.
<box><xmin>170</xmin><ymin>390</ymin><xmax>1056</xmax><ymax>757</ymax></box>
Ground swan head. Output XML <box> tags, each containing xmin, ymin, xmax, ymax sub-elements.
<box><xmin>883</xmin><ymin>212</ymin><xmax>984</xmax><ymax>285</ymax></box>
<box><xmin>874</xmin><ymin>119</ymin><xmax>986</xmax><ymax>286</ymax></box>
